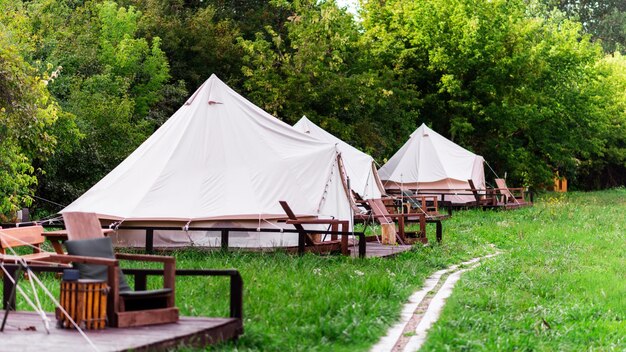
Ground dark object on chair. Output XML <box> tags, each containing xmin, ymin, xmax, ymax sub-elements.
<box><xmin>62</xmin><ymin>269</ymin><xmax>80</xmax><ymax>281</ymax></box>
<box><xmin>63</xmin><ymin>236</ymin><xmax>178</xmax><ymax>327</ymax></box>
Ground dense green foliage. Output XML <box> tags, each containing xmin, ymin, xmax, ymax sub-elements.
<box><xmin>10</xmin><ymin>191</ymin><xmax>625</xmax><ymax>350</ymax></box>
<box><xmin>1</xmin><ymin>0</ymin><xmax>626</xmax><ymax>216</ymax></box>
<box><xmin>0</xmin><ymin>0</ymin><xmax>79</xmax><ymax>220</ymax></box>
<box><xmin>27</xmin><ymin>0</ymin><xmax>177</xmax><ymax>204</ymax></box>
<box><xmin>543</xmin><ymin>0</ymin><xmax>626</xmax><ymax>54</ymax></box>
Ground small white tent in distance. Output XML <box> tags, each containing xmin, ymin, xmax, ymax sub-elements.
<box><xmin>61</xmin><ymin>75</ymin><xmax>353</xmax><ymax>248</ymax></box>
<box><xmin>378</xmin><ymin>123</ymin><xmax>485</xmax><ymax>204</ymax></box>
<box><xmin>293</xmin><ymin>116</ymin><xmax>385</xmax><ymax>200</ymax></box>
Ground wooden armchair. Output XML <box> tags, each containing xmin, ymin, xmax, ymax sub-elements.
<box><xmin>279</xmin><ymin>201</ymin><xmax>350</xmax><ymax>255</ymax></box>
<box><xmin>49</xmin><ymin>237</ymin><xmax>178</xmax><ymax>328</ymax></box>
<box><xmin>467</xmin><ymin>180</ymin><xmax>498</xmax><ymax>208</ymax></box>
<box><xmin>495</xmin><ymin>178</ymin><xmax>531</xmax><ymax>207</ymax></box>
<box><xmin>375</xmin><ymin>198</ymin><xmax>428</xmax><ymax>244</ymax></box>
<box><xmin>57</xmin><ymin>212</ymin><xmax>178</xmax><ymax>327</ymax></box>
<box><xmin>399</xmin><ymin>189</ymin><xmax>449</xmax><ymax>220</ymax></box>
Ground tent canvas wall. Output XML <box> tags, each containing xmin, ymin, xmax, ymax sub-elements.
<box><xmin>61</xmin><ymin>75</ymin><xmax>353</xmax><ymax>247</ymax></box>
<box><xmin>293</xmin><ymin>116</ymin><xmax>384</xmax><ymax>200</ymax></box>
<box><xmin>378</xmin><ymin>123</ymin><xmax>485</xmax><ymax>204</ymax></box>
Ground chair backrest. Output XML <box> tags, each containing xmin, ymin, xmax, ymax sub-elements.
<box><xmin>65</xmin><ymin>237</ymin><xmax>132</xmax><ymax>292</ymax></box>
<box><xmin>467</xmin><ymin>179</ymin><xmax>482</xmax><ymax>202</ymax></box>
<box><xmin>401</xmin><ymin>189</ymin><xmax>422</xmax><ymax>210</ymax></box>
<box><xmin>63</xmin><ymin>212</ymin><xmax>105</xmax><ymax>240</ymax></box>
<box><xmin>495</xmin><ymin>178</ymin><xmax>514</xmax><ymax>200</ymax></box>
<box><xmin>0</xmin><ymin>225</ymin><xmax>45</xmax><ymax>254</ymax></box>
<box><xmin>367</xmin><ymin>199</ymin><xmax>394</xmax><ymax>225</ymax></box>
<box><xmin>279</xmin><ymin>201</ymin><xmax>319</xmax><ymax>245</ymax></box>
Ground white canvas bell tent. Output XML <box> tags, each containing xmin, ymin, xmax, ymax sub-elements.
<box><xmin>293</xmin><ymin>116</ymin><xmax>385</xmax><ymax>200</ymax></box>
<box><xmin>61</xmin><ymin>74</ymin><xmax>353</xmax><ymax>248</ymax></box>
<box><xmin>378</xmin><ymin>123</ymin><xmax>485</xmax><ymax>204</ymax></box>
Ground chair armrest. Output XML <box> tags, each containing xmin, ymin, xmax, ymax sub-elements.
<box><xmin>47</xmin><ymin>253</ymin><xmax>118</xmax><ymax>266</ymax></box>
<box><xmin>286</xmin><ymin>219</ymin><xmax>341</xmax><ymax>225</ymax></box>
<box><xmin>115</xmin><ymin>253</ymin><xmax>175</xmax><ymax>263</ymax></box>
<box><xmin>116</xmin><ymin>253</ymin><xmax>176</xmax><ymax>297</ymax></box>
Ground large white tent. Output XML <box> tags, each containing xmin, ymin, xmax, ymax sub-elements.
<box><xmin>378</xmin><ymin>123</ymin><xmax>485</xmax><ymax>204</ymax></box>
<box><xmin>61</xmin><ymin>74</ymin><xmax>352</xmax><ymax>247</ymax></box>
<box><xmin>293</xmin><ymin>116</ymin><xmax>384</xmax><ymax>200</ymax></box>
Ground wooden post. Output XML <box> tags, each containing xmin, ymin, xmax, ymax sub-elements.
<box><xmin>381</xmin><ymin>223</ymin><xmax>396</xmax><ymax>245</ymax></box>
<box><xmin>134</xmin><ymin>273</ymin><xmax>147</xmax><ymax>291</ymax></box>
<box><xmin>2</xmin><ymin>265</ymin><xmax>18</xmax><ymax>311</ymax></box>
<box><xmin>221</xmin><ymin>230</ymin><xmax>229</xmax><ymax>252</ymax></box>
<box><xmin>436</xmin><ymin>220</ymin><xmax>442</xmax><ymax>243</ymax></box>
<box><xmin>145</xmin><ymin>229</ymin><xmax>154</xmax><ymax>254</ymax></box>
<box><xmin>340</xmin><ymin>222</ymin><xmax>348</xmax><ymax>256</ymax></box>
<box><xmin>298</xmin><ymin>232</ymin><xmax>305</xmax><ymax>255</ymax></box>
<box><xmin>358</xmin><ymin>233</ymin><xmax>366</xmax><ymax>258</ymax></box>
<box><xmin>164</xmin><ymin>260</ymin><xmax>176</xmax><ymax>308</ymax></box>
<box><xmin>230</xmin><ymin>272</ymin><xmax>243</xmax><ymax>319</ymax></box>
<box><xmin>108</xmin><ymin>264</ymin><xmax>119</xmax><ymax>327</ymax></box>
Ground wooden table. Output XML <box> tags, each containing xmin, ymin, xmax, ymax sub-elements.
<box><xmin>45</xmin><ymin>229</ymin><xmax>115</xmax><ymax>254</ymax></box>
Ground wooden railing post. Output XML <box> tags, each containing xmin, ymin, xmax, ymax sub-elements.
<box><xmin>134</xmin><ymin>273</ymin><xmax>148</xmax><ymax>291</ymax></box>
<box><xmin>230</xmin><ymin>272</ymin><xmax>243</xmax><ymax>319</ymax></box>
<box><xmin>358</xmin><ymin>233</ymin><xmax>366</xmax><ymax>258</ymax></box>
<box><xmin>221</xmin><ymin>230</ymin><xmax>229</xmax><ymax>252</ymax></box>
<box><xmin>145</xmin><ymin>229</ymin><xmax>154</xmax><ymax>254</ymax></box>
<box><xmin>2</xmin><ymin>265</ymin><xmax>18</xmax><ymax>310</ymax></box>
<box><xmin>298</xmin><ymin>232</ymin><xmax>305</xmax><ymax>255</ymax></box>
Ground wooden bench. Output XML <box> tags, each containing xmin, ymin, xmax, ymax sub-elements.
<box><xmin>0</xmin><ymin>225</ymin><xmax>50</xmax><ymax>261</ymax></box>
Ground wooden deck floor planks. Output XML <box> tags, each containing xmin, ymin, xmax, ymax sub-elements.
<box><xmin>1</xmin><ymin>311</ymin><xmax>242</xmax><ymax>351</ymax></box>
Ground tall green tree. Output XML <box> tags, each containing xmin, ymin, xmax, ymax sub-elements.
<box><xmin>362</xmin><ymin>0</ymin><xmax>623</xmax><ymax>188</ymax></box>
<box><xmin>125</xmin><ymin>0</ymin><xmax>242</xmax><ymax>92</ymax></box>
<box><xmin>26</xmin><ymin>0</ymin><xmax>175</xmax><ymax>206</ymax></box>
<box><xmin>238</xmin><ymin>0</ymin><xmax>418</xmax><ymax>159</ymax></box>
<box><xmin>575</xmin><ymin>54</ymin><xmax>626</xmax><ymax>188</ymax></box>
<box><xmin>541</xmin><ymin>0</ymin><xmax>626</xmax><ymax>54</ymax></box>
<box><xmin>0</xmin><ymin>0</ymin><xmax>78</xmax><ymax>219</ymax></box>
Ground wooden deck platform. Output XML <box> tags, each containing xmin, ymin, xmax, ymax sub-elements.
<box><xmin>351</xmin><ymin>242</ymin><xmax>414</xmax><ymax>258</ymax></box>
<box><xmin>1</xmin><ymin>311</ymin><xmax>243</xmax><ymax>351</ymax></box>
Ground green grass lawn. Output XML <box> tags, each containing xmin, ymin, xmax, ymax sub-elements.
<box><xmin>421</xmin><ymin>190</ymin><xmax>626</xmax><ymax>351</ymax></box>
<box><xmin>5</xmin><ymin>190</ymin><xmax>625</xmax><ymax>351</ymax></box>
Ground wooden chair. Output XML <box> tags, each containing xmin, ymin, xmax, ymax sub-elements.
<box><xmin>58</xmin><ymin>212</ymin><xmax>178</xmax><ymax>328</ymax></box>
<box><xmin>400</xmin><ymin>189</ymin><xmax>450</xmax><ymax>220</ymax></box>
<box><xmin>411</xmin><ymin>183</ymin><xmax>495</xmax><ymax>211</ymax></box>
<box><xmin>0</xmin><ymin>226</ymin><xmax>50</xmax><ymax>262</ymax></box>
<box><xmin>373</xmin><ymin>198</ymin><xmax>431</xmax><ymax>244</ymax></box>
<box><xmin>279</xmin><ymin>201</ymin><xmax>350</xmax><ymax>255</ymax></box>
<box><xmin>494</xmin><ymin>178</ymin><xmax>531</xmax><ymax>208</ymax></box>
<box><xmin>467</xmin><ymin>180</ymin><xmax>499</xmax><ymax>209</ymax></box>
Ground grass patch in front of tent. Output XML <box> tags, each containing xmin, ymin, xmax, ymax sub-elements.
<box><xmin>170</xmin><ymin>242</ymin><xmax>491</xmax><ymax>351</ymax></box>
<box><xmin>6</xmin><ymin>190</ymin><xmax>625</xmax><ymax>351</ymax></box>
<box><xmin>8</xmin><ymin>212</ymin><xmax>495</xmax><ymax>351</ymax></box>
